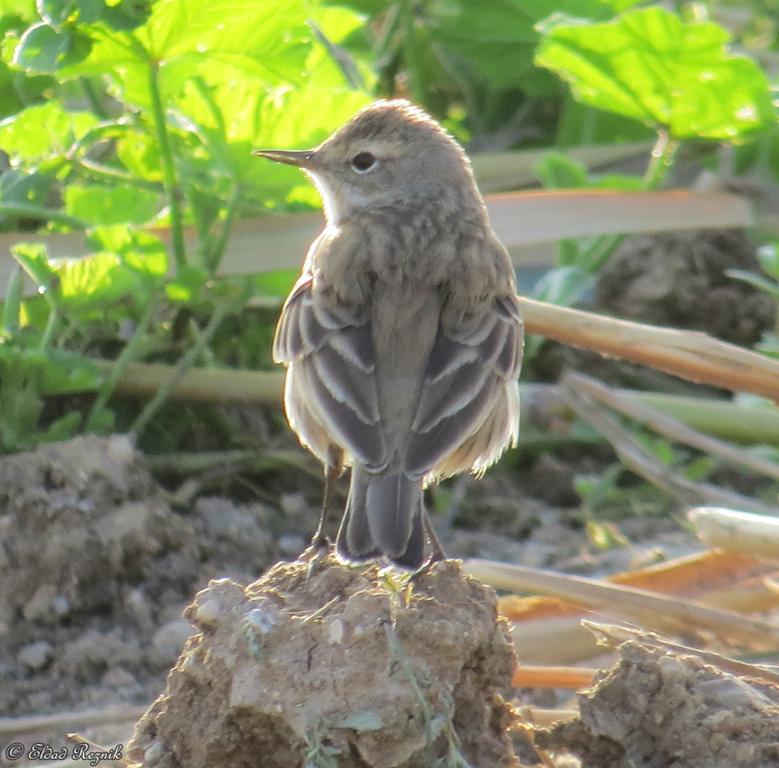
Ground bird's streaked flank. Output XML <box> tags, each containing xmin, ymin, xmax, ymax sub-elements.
<box><xmin>254</xmin><ymin>100</ymin><xmax>524</xmax><ymax>570</ymax></box>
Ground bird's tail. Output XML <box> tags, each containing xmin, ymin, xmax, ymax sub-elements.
<box><xmin>336</xmin><ymin>466</ymin><xmax>425</xmax><ymax>569</ymax></box>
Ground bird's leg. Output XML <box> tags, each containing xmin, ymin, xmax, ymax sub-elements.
<box><xmin>410</xmin><ymin>507</ymin><xmax>448</xmax><ymax>583</ymax></box>
<box><xmin>311</xmin><ymin>444</ymin><xmax>344</xmax><ymax>551</ymax></box>
<box><xmin>423</xmin><ymin>508</ymin><xmax>447</xmax><ymax>564</ymax></box>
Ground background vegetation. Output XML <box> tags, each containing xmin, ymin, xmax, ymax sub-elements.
<box><xmin>0</xmin><ymin>0</ymin><xmax>777</xmax><ymax>523</ymax></box>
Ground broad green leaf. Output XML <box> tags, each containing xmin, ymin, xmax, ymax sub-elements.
<box><xmin>87</xmin><ymin>224</ymin><xmax>168</xmax><ymax>277</ymax></box>
<box><xmin>0</xmin><ymin>170</ymin><xmax>55</xmax><ymax>225</ymax></box>
<box><xmin>535</xmin><ymin>7</ymin><xmax>775</xmax><ymax>139</ymax></box>
<box><xmin>0</xmin><ymin>0</ymin><xmax>36</xmax><ymax>17</ymax></box>
<box><xmin>13</xmin><ymin>21</ymin><xmax>92</xmax><ymax>72</ymax></box>
<box><xmin>428</xmin><ymin>0</ymin><xmax>621</xmax><ymax>90</ymax></box>
<box><xmin>48</xmin><ymin>251</ymin><xmax>147</xmax><ymax>309</ymax></box>
<box><xmin>0</xmin><ymin>101</ymin><xmax>97</xmax><ymax>161</ymax></box>
<box><xmin>57</xmin><ymin>0</ymin><xmax>313</xmax><ymax>105</ymax></box>
<box><xmin>65</xmin><ymin>184</ymin><xmax>160</xmax><ymax>225</ymax></box>
<box><xmin>115</xmin><ymin>129</ymin><xmax>163</xmax><ymax>181</ymax></box>
<box><xmin>11</xmin><ymin>242</ymin><xmax>56</xmax><ymax>289</ymax></box>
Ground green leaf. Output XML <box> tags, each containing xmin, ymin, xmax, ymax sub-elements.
<box><xmin>2</xmin><ymin>265</ymin><xmax>23</xmax><ymax>333</ymax></box>
<box><xmin>65</xmin><ymin>184</ymin><xmax>160</xmax><ymax>225</ymax></box>
<box><xmin>533</xmin><ymin>265</ymin><xmax>594</xmax><ymax>305</ymax></box>
<box><xmin>46</xmin><ymin>251</ymin><xmax>149</xmax><ymax>310</ymax></box>
<box><xmin>726</xmin><ymin>269</ymin><xmax>779</xmax><ymax>300</ymax></box>
<box><xmin>757</xmin><ymin>244</ymin><xmax>779</xmax><ymax>280</ymax></box>
<box><xmin>535</xmin><ymin>7</ymin><xmax>775</xmax><ymax>139</ymax></box>
<box><xmin>165</xmin><ymin>264</ymin><xmax>208</xmax><ymax>303</ymax></box>
<box><xmin>87</xmin><ymin>224</ymin><xmax>168</xmax><ymax>277</ymax></box>
<box><xmin>0</xmin><ymin>101</ymin><xmax>98</xmax><ymax>161</ymax></box>
<box><xmin>115</xmin><ymin>128</ymin><xmax>163</xmax><ymax>181</ymax></box>
<box><xmin>248</xmin><ymin>269</ymin><xmax>298</xmax><ymax>299</ymax></box>
<box><xmin>12</xmin><ymin>21</ymin><xmax>91</xmax><ymax>72</ymax></box>
<box><xmin>11</xmin><ymin>242</ymin><xmax>56</xmax><ymax>290</ymax></box>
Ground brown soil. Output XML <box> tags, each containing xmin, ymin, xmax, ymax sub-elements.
<box><xmin>538</xmin><ymin>639</ymin><xmax>779</xmax><ymax>767</ymax></box>
<box><xmin>533</xmin><ymin>229</ymin><xmax>777</xmax><ymax>388</ymax></box>
<box><xmin>128</xmin><ymin>557</ymin><xmax>518</xmax><ymax>768</ymax></box>
<box><xmin>597</xmin><ymin>229</ymin><xmax>776</xmax><ymax>347</ymax></box>
<box><xmin>0</xmin><ymin>436</ymin><xmax>318</xmax><ymax>716</ymax></box>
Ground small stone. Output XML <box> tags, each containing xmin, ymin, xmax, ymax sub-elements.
<box><xmin>193</xmin><ymin>598</ymin><xmax>221</xmax><ymax>628</ymax></box>
<box><xmin>327</xmin><ymin>619</ymin><xmax>344</xmax><ymax>645</ymax></box>
<box><xmin>153</xmin><ymin>619</ymin><xmax>193</xmax><ymax>664</ymax></box>
<box><xmin>143</xmin><ymin>741</ymin><xmax>166</xmax><ymax>766</ymax></box>
<box><xmin>18</xmin><ymin>640</ymin><xmax>53</xmax><ymax>670</ymax></box>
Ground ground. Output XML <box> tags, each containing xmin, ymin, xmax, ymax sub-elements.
<box><xmin>1</xmin><ymin>229</ymin><xmax>776</xmax><ymax>767</ymax></box>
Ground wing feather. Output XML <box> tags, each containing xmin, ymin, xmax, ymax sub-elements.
<box><xmin>274</xmin><ymin>274</ymin><xmax>386</xmax><ymax>469</ymax></box>
<box><xmin>403</xmin><ymin>294</ymin><xmax>523</xmax><ymax>478</ymax></box>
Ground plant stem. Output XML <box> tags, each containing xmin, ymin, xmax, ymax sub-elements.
<box><xmin>73</xmin><ymin>157</ymin><xmax>163</xmax><ymax>192</ymax></box>
<box><xmin>39</xmin><ymin>303</ymin><xmax>60</xmax><ymax>351</ymax></box>
<box><xmin>0</xmin><ymin>203</ymin><xmax>87</xmax><ymax>229</ymax></box>
<box><xmin>574</xmin><ymin>131</ymin><xmax>681</xmax><ymax>274</ymax></box>
<box><xmin>643</xmin><ymin>130</ymin><xmax>679</xmax><ymax>191</ymax></box>
<box><xmin>130</xmin><ymin>301</ymin><xmax>232</xmax><ymax>439</ymax></box>
<box><xmin>208</xmin><ymin>182</ymin><xmax>241</xmax><ymax>274</ymax></box>
<box><xmin>148</xmin><ymin>61</ymin><xmax>186</xmax><ymax>269</ymax></box>
<box><xmin>83</xmin><ymin>297</ymin><xmax>157</xmax><ymax>432</ymax></box>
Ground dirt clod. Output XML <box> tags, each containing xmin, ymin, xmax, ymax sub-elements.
<box><xmin>128</xmin><ymin>555</ymin><xmax>518</xmax><ymax>768</ymax></box>
<box><xmin>538</xmin><ymin>639</ymin><xmax>779</xmax><ymax>768</ymax></box>
<box><xmin>597</xmin><ymin>229</ymin><xmax>776</xmax><ymax>347</ymax></box>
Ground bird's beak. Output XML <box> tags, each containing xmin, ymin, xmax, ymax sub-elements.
<box><xmin>252</xmin><ymin>149</ymin><xmax>317</xmax><ymax>169</ymax></box>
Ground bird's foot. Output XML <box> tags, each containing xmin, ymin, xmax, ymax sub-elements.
<box><xmin>409</xmin><ymin>549</ymin><xmax>447</xmax><ymax>587</ymax></box>
<box><xmin>303</xmin><ymin>535</ymin><xmax>333</xmax><ymax>585</ymax></box>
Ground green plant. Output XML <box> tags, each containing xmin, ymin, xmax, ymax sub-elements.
<box><xmin>525</xmin><ymin>4</ymin><xmax>777</xmax><ymax>357</ymax></box>
<box><xmin>0</xmin><ymin>0</ymin><xmax>372</xmax><ymax>452</ymax></box>
<box><xmin>728</xmin><ymin>241</ymin><xmax>779</xmax><ymax>357</ymax></box>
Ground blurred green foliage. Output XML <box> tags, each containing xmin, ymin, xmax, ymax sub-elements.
<box><xmin>0</xmin><ymin>0</ymin><xmax>776</xmax><ymax>456</ymax></box>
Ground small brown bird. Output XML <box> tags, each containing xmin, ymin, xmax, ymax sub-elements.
<box><xmin>254</xmin><ymin>100</ymin><xmax>523</xmax><ymax>570</ymax></box>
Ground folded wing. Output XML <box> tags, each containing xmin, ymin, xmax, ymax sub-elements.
<box><xmin>404</xmin><ymin>294</ymin><xmax>523</xmax><ymax>478</ymax></box>
<box><xmin>273</xmin><ymin>275</ymin><xmax>387</xmax><ymax>470</ymax></box>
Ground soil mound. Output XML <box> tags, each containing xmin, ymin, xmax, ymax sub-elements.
<box><xmin>128</xmin><ymin>556</ymin><xmax>518</xmax><ymax>768</ymax></box>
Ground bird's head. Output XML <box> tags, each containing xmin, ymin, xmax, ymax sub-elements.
<box><xmin>254</xmin><ymin>100</ymin><xmax>481</xmax><ymax>224</ymax></box>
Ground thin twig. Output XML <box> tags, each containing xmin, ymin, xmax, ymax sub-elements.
<box><xmin>582</xmin><ymin>621</ymin><xmax>779</xmax><ymax>686</ymax></box>
<box><xmin>0</xmin><ymin>704</ymin><xmax>144</xmax><ymax>735</ymax></box>
<box><xmin>84</xmin><ymin>297</ymin><xmax>158</xmax><ymax>432</ymax></box>
<box><xmin>513</xmin><ymin>665</ymin><xmax>596</xmax><ymax>690</ymax></box>
<box><xmin>525</xmin><ymin>300</ymin><xmax>779</xmax><ymax>401</ymax></box>
<box><xmin>464</xmin><ymin>559</ymin><xmax>779</xmax><ymax>648</ymax></box>
<box><xmin>688</xmin><ymin>507</ymin><xmax>779</xmax><ymax>561</ymax></box>
<box><xmin>568</xmin><ymin>372</ymin><xmax>779</xmax><ymax>482</ymax></box>
<box><xmin>130</xmin><ymin>301</ymin><xmax>232</xmax><ymax>438</ymax></box>
<box><xmin>148</xmin><ymin>60</ymin><xmax>185</xmax><ymax>268</ymax></box>
<box><xmin>560</xmin><ymin>373</ymin><xmax>779</xmax><ymax>515</ymax></box>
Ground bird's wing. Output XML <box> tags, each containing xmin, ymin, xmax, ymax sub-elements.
<box><xmin>274</xmin><ymin>274</ymin><xmax>387</xmax><ymax>469</ymax></box>
<box><xmin>403</xmin><ymin>293</ymin><xmax>523</xmax><ymax>477</ymax></box>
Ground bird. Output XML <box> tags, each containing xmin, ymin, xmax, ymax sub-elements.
<box><xmin>253</xmin><ymin>99</ymin><xmax>523</xmax><ymax>571</ymax></box>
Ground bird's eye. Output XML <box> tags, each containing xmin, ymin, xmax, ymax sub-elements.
<box><xmin>351</xmin><ymin>151</ymin><xmax>377</xmax><ymax>173</ymax></box>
